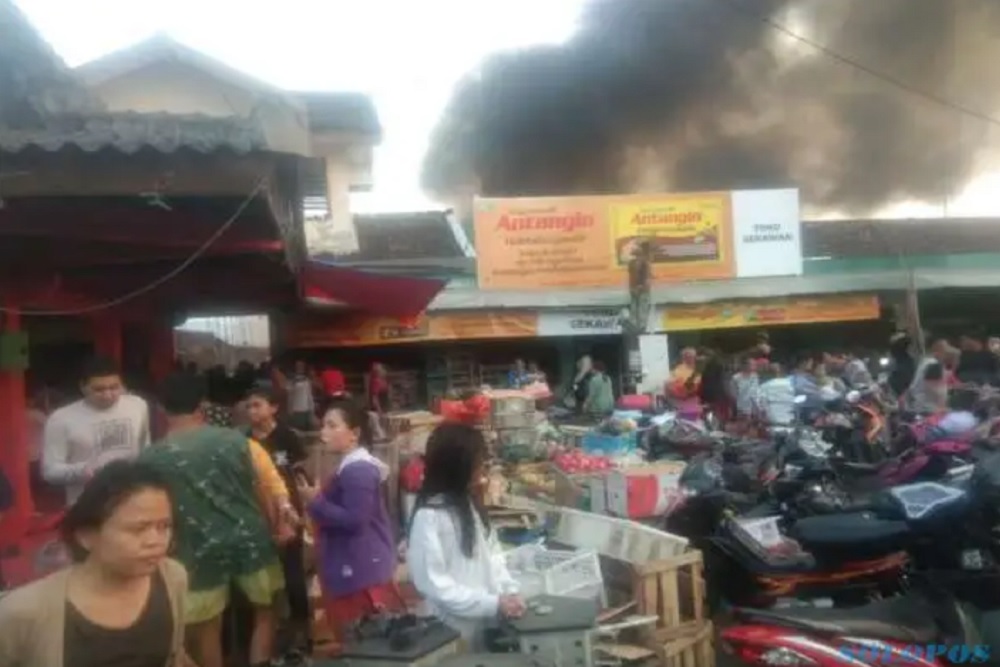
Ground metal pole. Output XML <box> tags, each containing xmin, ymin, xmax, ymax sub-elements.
<box><xmin>624</xmin><ymin>239</ymin><xmax>653</xmax><ymax>394</ymax></box>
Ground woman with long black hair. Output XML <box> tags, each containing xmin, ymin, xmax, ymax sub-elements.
<box><xmin>406</xmin><ymin>423</ymin><xmax>525</xmax><ymax>649</ymax></box>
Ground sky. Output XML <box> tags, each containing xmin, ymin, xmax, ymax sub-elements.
<box><xmin>15</xmin><ymin>0</ymin><xmax>1000</xmax><ymax>219</ymax></box>
<box><xmin>16</xmin><ymin>0</ymin><xmax>584</xmax><ymax>214</ymax></box>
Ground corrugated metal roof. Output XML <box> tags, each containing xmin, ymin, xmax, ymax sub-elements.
<box><xmin>308</xmin><ymin>211</ymin><xmax>469</xmax><ymax>264</ymax></box>
<box><xmin>802</xmin><ymin>217</ymin><xmax>1000</xmax><ymax>258</ymax></box>
<box><xmin>426</xmin><ymin>266</ymin><xmax>1000</xmax><ymax>311</ymax></box>
<box><xmin>0</xmin><ymin>110</ymin><xmax>268</xmax><ymax>154</ymax></box>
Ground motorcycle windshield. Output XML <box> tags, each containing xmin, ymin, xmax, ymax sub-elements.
<box><xmin>888</xmin><ymin>481</ymin><xmax>966</xmax><ymax>520</ymax></box>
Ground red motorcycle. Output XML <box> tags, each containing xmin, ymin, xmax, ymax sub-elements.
<box><xmin>721</xmin><ymin>464</ymin><xmax>1000</xmax><ymax>666</ymax></box>
<box><xmin>721</xmin><ymin>585</ymin><xmax>993</xmax><ymax>666</ymax></box>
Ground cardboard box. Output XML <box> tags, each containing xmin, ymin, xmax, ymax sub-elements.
<box><xmin>590</xmin><ymin>474</ymin><xmax>608</xmax><ymax>514</ymax></box>
<box><xmin>606</xmin><ymin>462</ymin><xmax>687</xmax><ymax>519</ymax></box>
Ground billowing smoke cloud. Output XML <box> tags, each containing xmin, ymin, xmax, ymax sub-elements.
<box><xmin>422</xmin><ymin>0</ymin><xmax>1000</xmax><ymax>216</ymax></box>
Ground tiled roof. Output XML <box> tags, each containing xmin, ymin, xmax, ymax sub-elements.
<box><xmin>0</xmin><ymin>110</ymin><xmax>268</xmax><ymax>153</ymax></box>
<box><xmin>0</xmin><ymin>0</ymin><xmax>103</xmax><ymax>125</ymax></box>
<box><xmin>0</xmin><ymin>3</ymin><xmax>267</xmax><ymax>154</ymax></box>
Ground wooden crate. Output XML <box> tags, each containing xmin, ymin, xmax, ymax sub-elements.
<box><xmin>658</xmin><ymin>621</ymin><xmax>715</xmax><ymax>667</ymax></box>
<box><xmin>632</xmin><ymin>549</ymin><xmax>707</xmax><ymax>644</ymax></box>
<box><xmin>551</xmin><ymin>465</ymin><xmax>603</xmax><ymax>510</ymax></box>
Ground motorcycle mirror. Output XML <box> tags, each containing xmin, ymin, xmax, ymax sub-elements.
<box><xmin>846</xmin><ymin>390</ymin><xmax>861</xmax><ymax>404</ymax></box>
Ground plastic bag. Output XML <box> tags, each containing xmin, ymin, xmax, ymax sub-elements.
<box><xmin>439</xmin><ymin>393</ymin><xmax>491</xmax><ymax>424</ymax></box>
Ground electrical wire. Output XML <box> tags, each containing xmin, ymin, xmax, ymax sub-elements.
<box><xmin>715</xmin><ymin>0</ymin><xmax>1000</xmax><ymax>129</ymax></box>
<box><xmin>0</xmin><ymin>176</ymin><xmax>269</xmax><ymax>317</ymax></box>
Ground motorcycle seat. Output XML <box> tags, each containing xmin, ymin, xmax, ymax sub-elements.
<box><xmin>733</xmin><ymin>593</ymin><xmax>938</xmax><ymax>643</ymax></box>
<box><xmin>838</xmin><ymin>460</ymin><xmax>881</xmax><ymax>475</ymax></box>
<box><xmin>789</xmin><ymin>512</ymin><xmax>910</xmax><ymax>553</ymax></box>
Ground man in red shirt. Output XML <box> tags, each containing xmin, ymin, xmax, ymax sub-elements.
<box><xmin>320</xmin><ymin>367</ymin><xmax>348</xmax><ymax>401</ymax></box>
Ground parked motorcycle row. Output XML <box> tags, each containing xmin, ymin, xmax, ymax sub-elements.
<box><xmin>650</xmin><ymin>387</ymin><xmax>1000</xmax><ymax>666</ymax></box>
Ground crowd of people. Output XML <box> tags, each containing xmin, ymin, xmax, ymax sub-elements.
<box><xmin>4</xmin><ymin>331</ymin><xmax>999</xmax><ymax>665</ymax></box>
<box><xmin>661</xmin><ymin>331</ymin><xmax>1000</xmax><ymax>435</ymax></box>
<box><xmin>0</xmin><ymin>357</ymin><xmax>528</xmax><ymax>667</ymax></box>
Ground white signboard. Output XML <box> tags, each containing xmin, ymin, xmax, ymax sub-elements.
<box><xmin>537</xmin><ymin>309</ymin><xmax>623</xmax><ymax>337</ymax></box>
<box><xmin>732</xmin><ymin>189</ymin><xmax>802</xmax><ymax>278</ymax></box>
<box><xmin>638</xmin><ymin>334</ymin><xmax>670</xmax><ymax>394</ymax></box>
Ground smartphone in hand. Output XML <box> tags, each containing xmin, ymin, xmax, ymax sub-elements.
<box><xmin>292</xmin><ymin>464</ymin><xmax>313</xmax><ymax>486</ymax></box>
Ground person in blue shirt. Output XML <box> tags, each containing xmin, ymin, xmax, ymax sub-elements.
<box><xmin>507</xmin><ymin>359</ymin><xmax>530</xmax><ymax>389</ymax></box>
<box><xmin>790</xmin><ymin>354</ymin><xmax>824</xmax><ymax>419</ymax></box>
<box><xmin>926</xmin><ymin>388</ymin><xmax>981</xmax><ymax>443</ymax></box>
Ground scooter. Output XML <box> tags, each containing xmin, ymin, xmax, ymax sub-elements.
<box><xmin>721</xmin><ymin>584</ymin><xmax>997</xmax><ymax>666</ymax></box>
<box><xmin>721</xmin><ymin>460</ymin><xmax>1000</xmax><ymax>665</ymax></box>
<box><xmin>815</xmin><ymin>388</ymin><xmax>889</xmax><ymax>464</ymax></box>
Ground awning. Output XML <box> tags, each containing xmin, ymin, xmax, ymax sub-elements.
<box><xmin>300</xmin><ymin>261</ymin><xmax>447</xmax><ymax>318</ymax></box>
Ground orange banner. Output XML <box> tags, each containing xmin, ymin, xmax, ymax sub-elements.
<box><xmin>474</xmin><ymin>192</ymin><xmax>733</xmax><ymax>290</ymax></box>
<box><xmin>662</xmin><ymin>294</ymin><xmax>880</xmax><ymax>332</ymax></box>
<box><xmin>285</xmin><ymin>312</ymin><xmax>539</xmax><ymax>348</ymax></box>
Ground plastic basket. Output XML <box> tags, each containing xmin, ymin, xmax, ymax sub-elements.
<box><xmin>582</xmin><ymin>431</ymin><xmax>637</xmax><ymax>456</ymax></box>
<box><xmin>503</xmin><ymin>543</ymin><xmax>606</xmax><ymax>605</ymax></box>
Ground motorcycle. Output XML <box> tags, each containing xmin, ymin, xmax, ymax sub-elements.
<box><xmin>721</xmin><ymin>582</ymin><xmax>998</xmax><ymax>666</ymax></box>
<box><xmin>815</xmin><ymin>388</ymin><xmax>890</xmax><ymax>464</ymax></box>
<box><xmin>765</xmin><ymin>416</ymin><xmax>974</xmax><ymax>501</ymax></box>
<box><xmin>721</xmin><ymin>456</ymin><xmax>1000</xmax><ymax>665</ymax></box>
<box><xmin>666</xmin><ymin>450</ymin><xmax>902</xmax><ymax>609</ymax></box>
<box><xmin>673</xmin><ymin>448</ymin><xmax>977</xmax><ymax>608</ymax></box>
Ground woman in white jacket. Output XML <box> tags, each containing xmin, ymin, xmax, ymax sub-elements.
<box><xmin>406</xmin><ymin>423</ymin><xmax>526</xmax><ymax>649</ymax></box>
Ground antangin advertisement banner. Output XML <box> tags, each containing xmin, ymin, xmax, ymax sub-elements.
<box><xmin>473</xmin><ymin>192</ymin><xmax>734</xmax><ymax>290</ymax></box>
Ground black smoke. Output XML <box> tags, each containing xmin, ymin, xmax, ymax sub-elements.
<box><xmin>422</xmin><ymin>0</ymin><xmax>1000</xmax><ymax>215</ymax></box>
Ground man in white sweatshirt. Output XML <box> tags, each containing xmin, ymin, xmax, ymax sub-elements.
<box><xmin>42</xmin><ymin>356</ymin><xmax>150</xmax><ymax>504</ymax></box>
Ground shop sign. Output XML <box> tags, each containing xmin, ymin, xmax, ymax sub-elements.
<box><xmin>537</xmin><ymin>309</ymin><xmax>623</xmax><ymax>337</ymax></box>
<box><xmin>660</xmin><ymin>294</ymin><xmax>880</xmax><ymax>332</ymax></box>
<box><xmin>730</xmin><ymin>189</ymin><xmax>802</xmax><ymax>278</ymax></box>
<box><xmin>473</xmin><ymin>189</ymin><xmax>801</xmax><ymax>290</ymax></box>
<box><xmin>285</xmin><ymin>311</ymin><xmax>538</xmax><ymax>348</ymax></box>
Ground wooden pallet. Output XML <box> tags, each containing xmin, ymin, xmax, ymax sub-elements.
<box><xmin>632</xmin><ymin>549</ymin><xmax>706</xmax><ymax>644</ymax></box>
<box><xmin>658</xmin><ymin>621</ymin><xmax>715</xmax><ymax>667</ymax></box>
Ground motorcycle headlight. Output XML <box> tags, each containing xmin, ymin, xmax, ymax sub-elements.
<box><xmin>680</xmin><ymin>485</ymin><xmax>700</xmax><ymax>498</ymax></box>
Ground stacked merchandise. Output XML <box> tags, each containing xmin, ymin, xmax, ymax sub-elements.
<box><xmin>425</xmin><ymin>351</ymin><xmax>478</xmax><ymax>404</ymax></box>
<box><xmin>488</xmin><ymin>390</ymin><xmax>540</xmax><ymax>462</ymax></box>
<box><xmin>384</xmin><ymin>369</ymin><xmax>421</xmax><ymax>411</ymax></box>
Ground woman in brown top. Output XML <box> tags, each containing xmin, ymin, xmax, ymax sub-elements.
<box><xmin>0</xmin><ymin>460</ymin><xmax>192</xmax><ymax>667</ymax></box>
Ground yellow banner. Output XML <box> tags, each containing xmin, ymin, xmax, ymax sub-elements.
<box><xmin>662</xmin><ymin>294</ymin><xmax>881</xmax><ymax>332</ymax></box>
<box><xmin>285</xmin><ymin>312</ymin><xmax>539</xmax><ymax>348</ymax></box>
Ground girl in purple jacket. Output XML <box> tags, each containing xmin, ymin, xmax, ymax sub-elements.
<box><xmin>295</xmin><ymin>399</ymin><xmax>400</xmax><ymax>645</ymax></box>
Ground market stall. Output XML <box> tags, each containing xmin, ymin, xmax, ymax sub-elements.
<box><xmin>304</xmin><ymin>385</ymin><xmax>717</xmax><ymax>666</ymax></box>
